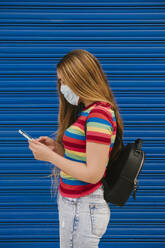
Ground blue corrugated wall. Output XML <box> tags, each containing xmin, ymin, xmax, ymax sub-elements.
<box><xmin>0</xmin><ymin>0</ymin><xmax>165</xmax><ymax>247</ymax></box>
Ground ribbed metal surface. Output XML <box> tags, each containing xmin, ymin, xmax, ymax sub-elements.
<box><xmin>0</xmin><ymin>1</ymin><xmax>165</xmax><ymax>247</ymax></box>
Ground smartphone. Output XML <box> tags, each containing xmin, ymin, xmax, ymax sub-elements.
<box><xmin>18</xmin><ymin>129</ymin><xmax>34</xmax><ymax>141</ymax></box>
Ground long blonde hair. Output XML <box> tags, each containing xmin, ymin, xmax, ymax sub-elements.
<box><xmin>48</xmin><ymin>49</ymin><xmax>124</xmax><ymax>198</ymax></box>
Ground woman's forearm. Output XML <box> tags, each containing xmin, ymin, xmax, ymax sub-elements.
<box><xmin>48</xmin><ymin>150</ymin><xmax>94</xmax><ymax>184</ymax></box>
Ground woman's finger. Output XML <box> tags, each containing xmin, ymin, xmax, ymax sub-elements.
<box><xmin>29</xmin><ymin>139</ymin><xmax>37</xmax><ymax>144</ymax></box>
<box><xmin>37</xmin><ymin>136</ymin><xmax>47</xmax><ymax>141</ymax></box>
<box><xmin>28</xmin><ymin>140</ymin><xmax>37</xmax><ymax>148</ymax></box>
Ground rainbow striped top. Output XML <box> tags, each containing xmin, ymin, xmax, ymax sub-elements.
<box><xmin>59</xmin><ymin>101</ymin><xmax>117</xmax><ymax>198</ymax></box>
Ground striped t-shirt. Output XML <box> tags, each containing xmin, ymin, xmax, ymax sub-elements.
<box><xmin>59</xmin><ymin>101</ymin><xmax>117</xmax><ymax>198</ymax></box>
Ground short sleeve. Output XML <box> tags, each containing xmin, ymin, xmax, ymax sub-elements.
<box><xmin>86</xmin><ymin>106</ymin><xmax>114</xmax><ymax>146</ymax></box>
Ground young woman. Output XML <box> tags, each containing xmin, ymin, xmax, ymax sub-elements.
<box><xmin>28</xmin><ymin>49</ymin><xmax>124</xmax><ymax>248</ymax></box>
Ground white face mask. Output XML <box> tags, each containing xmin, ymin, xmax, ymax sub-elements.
<box><xmin>60</xmin><ymin>84</ymin><xmax>79</xmax><ymax>106</ymax></box>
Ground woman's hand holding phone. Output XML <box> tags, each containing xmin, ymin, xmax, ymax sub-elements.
<box><xmin>35</xmin><ymin>136</ymin><xmax>65</xmax><ymax>157</ymax></box>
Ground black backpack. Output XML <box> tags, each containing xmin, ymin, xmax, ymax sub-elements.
<box><xmin>85</xmin><ymin>117</ymin><xmax>145</xmax><ymax>207</ymax></box>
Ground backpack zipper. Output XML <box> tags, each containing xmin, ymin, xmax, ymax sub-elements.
<box><xmin>133</xmin><ymin>151</ymin><xmax>145</xmax><ymax>185</ymax></box>
<box><xmin>133</xmin><ymin>151</ymin><xmax>145</xmax><ymax>200</ymax></box>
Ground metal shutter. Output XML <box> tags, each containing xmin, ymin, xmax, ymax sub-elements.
<box><xmin>0</xmin><ymin>0</ymin><xmax>164</xmax><ymax>247</ymax></box>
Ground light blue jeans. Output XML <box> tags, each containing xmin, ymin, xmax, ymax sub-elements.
<box><xmin>57</xmin><ymin>184</ymin><xmax>111</xmax><ymax>248</ymax></box>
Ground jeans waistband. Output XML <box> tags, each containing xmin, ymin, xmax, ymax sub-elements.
<box><xmin>60</xmin><ymin>184</ymin><xmax>104</xmax><ymax>201</ymax></box>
